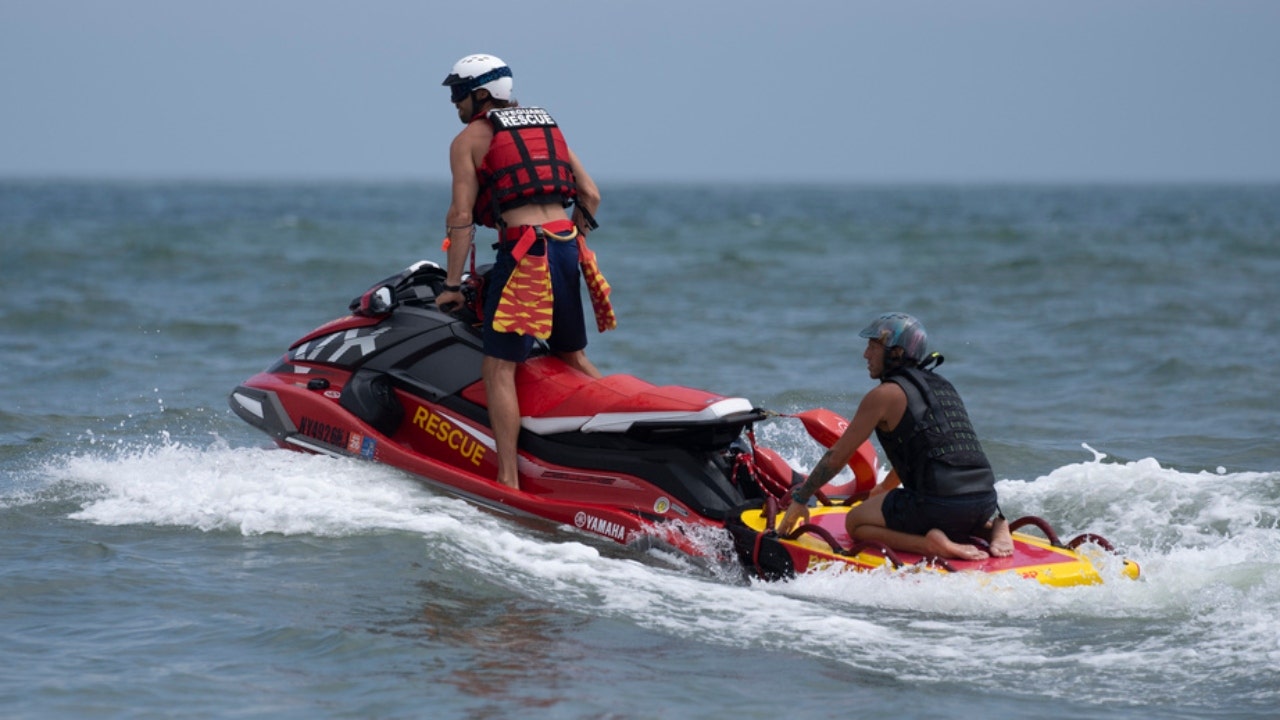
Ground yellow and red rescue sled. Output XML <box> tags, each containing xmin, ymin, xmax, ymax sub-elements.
<box><xmin>727</xmin><ymin>498</ymin><xmax>1141</xmax><ymax>588</ymax></box>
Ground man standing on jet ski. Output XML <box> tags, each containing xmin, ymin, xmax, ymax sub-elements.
<box><xmin>434</xmin><ymin>54</ymin><xmax>608</xmax><ymax>490</ymax></box>
<box><xmin>778</xmin><ymin>313</ymin><xmax>1015</xmax><ymax>561</ymax></box>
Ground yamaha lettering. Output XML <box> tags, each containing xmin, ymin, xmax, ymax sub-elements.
<box><xmin>574</xmin><ymin>511</ymin><xmax>627</xmax><ymax>541</ymax></box>
<box><xmin>491</xmin><ymin>107</ymin><xmax>556</xmax><ymax>130</ymax></box>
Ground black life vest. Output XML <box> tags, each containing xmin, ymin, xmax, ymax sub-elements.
<box><xmin>473</xmin><ymin>107</ymin><xmax>577</xmax><ymax>228</ymax></box>
<box><xmin>875</xmin><ymin>366</ymin><xmax>996</xmax><ymax>497</ymax></box>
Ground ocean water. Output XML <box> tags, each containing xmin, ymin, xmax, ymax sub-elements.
<box><xmin>2</xmin><ymin>180</ymin><xmax>1278</xmax><ymax>719</ymax></box>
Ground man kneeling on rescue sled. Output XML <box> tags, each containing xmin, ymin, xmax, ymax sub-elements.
<box><xmin>778</xmin><ymin>313</ymin><xmax>1014</xmax><ymax>561</ymax></box>
<box><xmin>434</xmin><ymin>54</ymin><xmax>615</xmax><ymax>490</ymax></box>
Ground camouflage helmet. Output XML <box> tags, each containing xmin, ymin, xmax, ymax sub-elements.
<box><xmin>859</xmin><ymin>312</ymin><xmax>928</xmax><ymax>363</ymax></box>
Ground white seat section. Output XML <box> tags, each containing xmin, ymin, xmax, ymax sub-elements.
<box><xmin>520</xmin><ymin>396</ymin><xmax>754</xmax><ymax>435</ymax></box>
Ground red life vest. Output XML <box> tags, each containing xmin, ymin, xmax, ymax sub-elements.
<box><xmin>473</xmin><ymin>107</ymin><xmax>578</xmax><ymax>228</ymax></box>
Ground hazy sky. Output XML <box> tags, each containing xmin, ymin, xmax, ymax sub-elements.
<box><xmin>3</xmin><ymin>0</ymin><xmax>1277</xmax><ymax>183</ymax></box>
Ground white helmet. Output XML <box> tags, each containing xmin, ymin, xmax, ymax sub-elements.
<box><xmin>441</xmin><ymin>54</ymin><xmax>513</xmax><ymax>103</ymax></box>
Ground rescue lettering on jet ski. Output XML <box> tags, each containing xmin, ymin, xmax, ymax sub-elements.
<box><xmin>411</xmin><ymin>406</ymin><xmax>486</xmax><ymax>466</ymax></box>
<box><xmin>574</xmin><ymin>511</ymin><xmax>627</xmax><ymax>542</ymax></box>
<box><xmin>298</xmin><ymin>416</ymin><xmax>347</xmax><ymax>447</ymax></box>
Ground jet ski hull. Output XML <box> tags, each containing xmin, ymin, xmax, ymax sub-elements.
<box><xmin>229</xmin><ymin>261</ymin><xmax>803</xmax><ymax>555</ymax></box>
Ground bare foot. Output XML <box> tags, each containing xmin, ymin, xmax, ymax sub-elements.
<box><xmin>986</xmin><ymin>517</ymin><xmax>1014</xmax><ymax>558</ymax></box>
<box><xmin>497</xmin><ymin>476</ymin><xmax>520</xmax><ymax>490</ymax></box>
<box><xmin>924</xmin><ymin>529</ymin><xmax>990</xmax><ymax>561</ymax></box>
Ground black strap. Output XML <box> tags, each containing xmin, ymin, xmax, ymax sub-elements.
<box><xmin>576</xmin><ymin>203</ymin><xmax>599</xmax><ymax>231</ymax></box>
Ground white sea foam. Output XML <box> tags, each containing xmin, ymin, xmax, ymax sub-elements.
<box><xmin>37</xmin><ymin>436</ymin><xmax>1280</xmax><ymax>707</ymax></box>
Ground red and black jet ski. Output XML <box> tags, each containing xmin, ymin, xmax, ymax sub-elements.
<box><xmin>229</xmin><ymin>260</ymin><xmax>877</xmax><ymax>557</ymax></box>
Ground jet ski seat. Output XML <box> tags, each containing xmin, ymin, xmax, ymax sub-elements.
<box><xmin>460</xmin><ymin>356</ymin><xmax>755</xmax><ymax>435</ymax></box>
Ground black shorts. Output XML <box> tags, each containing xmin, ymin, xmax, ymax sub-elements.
<box><xmin>482</xmin><ymin>229</ymin><xmax>587</xmax><ymax>362</ymax></box>
<box><xmin>880</xmin><ymin>488</ymin><xmax>1000</xmax><ymax>544</ymax></box>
